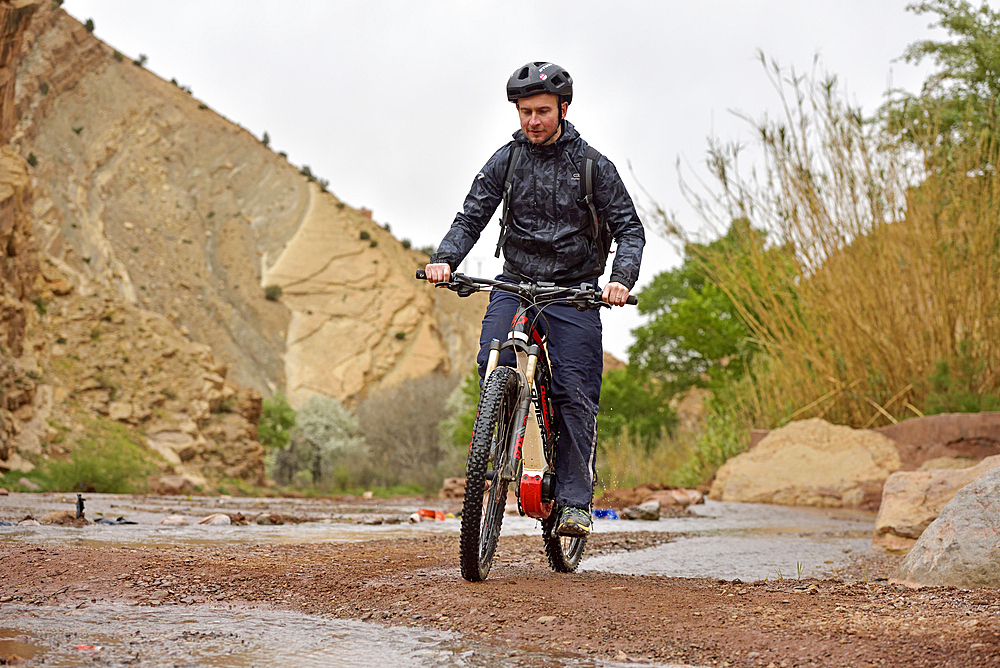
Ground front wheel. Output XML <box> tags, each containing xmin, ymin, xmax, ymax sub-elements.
<box><xmin>542</xmin><ymin>505</ymin><xmax>588</xmax><ymax>573</ymax></box>
<box><xmin>460</xmin><ymin>366</ymin><xmax>519</xmax><ymax>582</ymax></box>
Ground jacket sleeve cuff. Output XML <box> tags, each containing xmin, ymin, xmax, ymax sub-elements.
<box><xmin>608</xmin><ymin>273</ymin><xmax>635</xmax><ymax>291</ymax></box>
<box><xmin>429</xmin><ymin>253</ymin><xmax>458</xmax><ymax>271</ymax></box>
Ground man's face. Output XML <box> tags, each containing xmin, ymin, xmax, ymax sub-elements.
<box><xmin>517</xmin><ymin>93</ymin><xmax>567</xmax><ymax>145</ymax></box>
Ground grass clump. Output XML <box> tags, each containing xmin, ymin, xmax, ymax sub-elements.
<box><xmin>15</xmin><ymin>418</ymin><xmax>158</xmax><ymax>493</ymax></box>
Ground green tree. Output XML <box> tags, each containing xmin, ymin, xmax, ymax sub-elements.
<box><xmin>886</xmin><ymin>1</ymin><xmax>1000</xmax><ymax>142</ymax></box>
<box><xmin>258</xmin><ymin>391</ymin><xmax>295</xmax><ymax>451</ymax></box>
<box><xmin>273</xmin><ymin>395</ymin><xmax>365</xmax><ymax>485</ymax></box>
<box><xmin>597</xmin><ymin>368</ymin><xmax>676</xmax><ymax>446</ymax></box>
<box><xmin>629</xmin><ymin>219</ymin><xmax>764</xmax><ymax>389</ymax></box>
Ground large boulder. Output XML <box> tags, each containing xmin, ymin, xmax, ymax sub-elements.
<box><xmin>710</xmin><ymin>418</ymin><xmax>901</xmax><ymax>507</ymax></box>
<box><xmin>895</xmin><ymin>465</ymin><xmax>1000</xmax><ymax>588</ymax></box>
<box><xmin>873</xmin><ymin>455</ymin><xmax>1000</xmax><ymax>553</ymax></box>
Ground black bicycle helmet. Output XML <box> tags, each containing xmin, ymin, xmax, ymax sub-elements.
<box><xmin>506</xmin><ymin>62</ymin><xmax>573</xmax><ymax>104</ymax></box>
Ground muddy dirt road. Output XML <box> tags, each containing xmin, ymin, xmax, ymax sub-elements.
<box><xmin>1</xmin><ymin>493</ymin><xmax>999</xmax><ymax>667</ymax></box>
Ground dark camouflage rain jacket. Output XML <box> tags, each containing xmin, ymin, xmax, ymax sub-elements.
<box><xmin>431</xmin><ymin>121</ymin><xmax>645</xmax><ymax>289</ymax></box>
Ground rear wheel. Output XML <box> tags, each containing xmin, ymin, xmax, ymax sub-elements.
<box><xmin>542</xmin><ymin>505</ymin><xmax>588</xmax><ymax>573</ymax></box>
<box><xmin>460</xmin><ymin>366</ymin><xmax>519</xmax><ymax>582</ymax></box>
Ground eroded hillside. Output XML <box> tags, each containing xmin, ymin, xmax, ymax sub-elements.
<box><xmin>11</xmin><ymin>4</ymin><xmax>484</xmax><ymax>403</ymax></box>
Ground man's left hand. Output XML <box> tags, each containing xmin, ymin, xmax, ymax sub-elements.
<box><xmin>602</xmin><ymin>282</ymin><xmax>630</xmax><ymax>306</ymax></box>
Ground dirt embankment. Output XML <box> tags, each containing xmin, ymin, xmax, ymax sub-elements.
<box><xmin>1</xmin><ymin>534</ymin><xmax>997</xmax><ymax>667</ymax></box>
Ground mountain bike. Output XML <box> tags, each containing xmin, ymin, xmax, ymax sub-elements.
<box><xmin>416</xmin><ymin>270</ymin><xmax>636</xmax><ymax>582</ymax></box>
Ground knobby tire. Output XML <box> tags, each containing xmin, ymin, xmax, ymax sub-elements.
<box><xmin>460</xmin><ymin>366</ymin><xmax>519</xmax><ymax>582</ymax></box>
<box><xmin>542</xmin><ymin>505</ymin><xmax>588</xmax><ymax>572</ymax></box>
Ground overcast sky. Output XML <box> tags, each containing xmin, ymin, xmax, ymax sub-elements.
<box><xmin>63</xmin><ymin>1</ymin><xmax>947</xmax><ymax>358</ymax></box>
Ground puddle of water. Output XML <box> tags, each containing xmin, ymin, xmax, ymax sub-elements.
<box><xmin>0</xmin><ymin>603</ymin><xmax>687</xmax><ymax>668</ymax></box>
<box><xmin>582</xmin><ymin>500</ymin><xmax>877</xmax><ymax>580</ymax></box>
<box><xmin>583</xmin><ymin>533</ymin><xmax>870</xmax><ymax>581</ymax></box>
<box><xmin>0</xmin><ymin>628</ymin><xmax>44</xmax><ymax>662</ymax></box>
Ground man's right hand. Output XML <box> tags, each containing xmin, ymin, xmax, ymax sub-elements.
<box><xmin>424</xmin><ymin>263</ymin><xmax>451</xmax><ymax>283</ymax></box>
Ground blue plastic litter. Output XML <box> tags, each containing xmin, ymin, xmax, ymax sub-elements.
<box><xmin>592</xmin><ymin>509</ymin><xmax>619</xmax><ymax>520</ymax></box>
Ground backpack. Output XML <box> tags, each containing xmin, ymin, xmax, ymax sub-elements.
<box><xmin>494</xmin><ymin>144</ymin><xmax>614</xmax><ymax>275</ymax></box>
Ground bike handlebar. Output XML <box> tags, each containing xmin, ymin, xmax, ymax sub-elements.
<box><xmin>415</xmin><ymin>269</ymin><xmax>638</xmax><ymax>307</ymax></box>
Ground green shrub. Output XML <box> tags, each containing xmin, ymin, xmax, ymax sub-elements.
<box><xmin>369</xmin><ymin>239</ymin><xmax>378</xmax><ymax>248</ymax></box>
<box><xmin>264</xmin><ymin>284</ymin><xmax>282</xmax><ymax>301</ymax></box>
<box><xmin>359</xmin><ymin>230</ymin><xmax>370</xmax><ymax>240</ymax></box>
<box><xmin>133</xmin><ymin>54</ymin><xmax>148</xmax><ymax>67</ymax></box>
<box><xmin>26</xmin><ymin>153</ymin><xmax>37</xmax><ymax>167</ymax></box>
<box><xmin>113</xmin><ymin>51</ymin><xmax>123</xmax><ymax>62</ymax></box>
<box><xmin>84</xmin><ymin>18</ymin><xmax>94</xmax><ymax>33</ymax></box>
<box><xmin>920</xmin><ymin>341</ymin><xmax>1000</xmax><ymax>414</ymax></box>
<box><xmin>39</xmin><ymin>82</ymin><xmax>49</xmax><ymax>95</ymax></box>
<box><xmin>402</xmin><ymin>239</ymin><xmax>412</xmax><ymax>249</ymax></box>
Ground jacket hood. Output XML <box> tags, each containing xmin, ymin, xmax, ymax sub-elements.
<box><xmin>512</xmin><ymin>120</ymin><xmax>581</xmax><ymax>147</ymax></box>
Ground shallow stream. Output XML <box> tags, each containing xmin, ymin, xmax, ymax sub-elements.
<box><xmin>0</xmin><ymin>493</ymin><xmax>876</xmax><ymax>667</ymax></box>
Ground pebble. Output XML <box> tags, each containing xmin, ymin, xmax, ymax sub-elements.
<box><xmin>537</xmin><ymin>616</ymin><xmax>557</xmax><ymax>623</ymax></box>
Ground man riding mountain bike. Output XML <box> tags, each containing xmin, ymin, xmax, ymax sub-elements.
<box><xmin>425</xmin><ymin>61</ymin><xmax>645</xmax><ymax>537</ymax></box>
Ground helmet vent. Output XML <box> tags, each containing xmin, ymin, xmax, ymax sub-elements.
<box><xmin>518</xmin><ymin>67</ymin><xmax>529</xmax><ymax>80</ymax></box>
<box><xmin>552</xmin><ymin>75</ymin><xmax>564</xmax><ymax>86</ymax></box>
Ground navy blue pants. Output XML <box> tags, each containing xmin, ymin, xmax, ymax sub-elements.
<box><xmin>476</xmin><ymin>278</ymin><xmax>603</xmax><ymax>510</ymax></box>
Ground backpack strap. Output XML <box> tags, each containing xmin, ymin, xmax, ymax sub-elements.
<box><xmin>495</xmin><ymin>144</ymin><xmax>522</xmax><ymax>258</ymax></box>
<box><xmin>580</xmin><ymin>145</ymin><xmax>601</xmax><ymax>239</ymax></box>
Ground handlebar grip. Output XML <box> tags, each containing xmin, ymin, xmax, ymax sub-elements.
<box><xmin>626</xmin><ymin>295</ymin><xmax>638</xmax><ymax>306</ymax></box>
<box><xmin>415</xmin><ymin>269</ymin><xmax>427</xmax><ymax>280</ymax></box>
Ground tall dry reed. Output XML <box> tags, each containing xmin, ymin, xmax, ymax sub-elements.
<box><xmin>663</xmin><ymin>58</ymin><xmax>1000</xmax><ymax>428</ymax></box>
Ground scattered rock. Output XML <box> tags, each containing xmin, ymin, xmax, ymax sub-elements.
<box><xmin>40</xmin><ymin>509</ymin><xmax>83</xmax><ymax>525</ymax></box>
<box><xmin>17</xmin><ymin>518</ymin><xmax>40</xmax><ymax>526</ymax></box>
<box><xmin>439</xmin><ymin>477</ymin><xmax>466</xmax><ymax>499</ymax></box>
<box><xmin>0</xmin><ymin>488</ymin><xmax>8</xmax><ymax>495</ymax></box>
<box><xmin>873</xmin><ymin>455</ymin><xmax>1000</xmax><ymax>553</ymax></box>
<box><xmin>537</xmin><ymin>615</ymin><xmax>557</xmax><ymax>623</ymax></box>
<box><xmin>711</xmin><ymin>418</ymin><xmax>901</xmax><ymax>508</ymax></box>
<box><xmin>16</xmin><ymin>477</ymin><xmax>40</xmax><ymax>492</ymax></box>
<box><xmin>159</xmin><ymin>515</ymin><xmax>188</xmax><ymax>526</ymax></box>
<box><xmin>151</xmin><ymin>475</ymin><xmax>197</xmax><ymax>496</ymax></box>
<box><xmin>196</xmin><ymin>513</ymin><xmax>231</xmax><ymax>525</ymax></box>
<box><xmin>622</xmin><ymin>500</ymin><xmax>660</xmax><ymax>521</ymax></box>
<box><xmin>254</xmin><ymin>513</ymin><xmax>284</xmax><ymax>526</ymax></box>
<box><xmin>895</xmin><ymin>465</ymin><xmax>1000</xmax><ymax>588</ymax></box>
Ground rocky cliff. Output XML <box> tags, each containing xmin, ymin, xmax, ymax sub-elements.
<box><xmin>11</xmin><ymin>4</ymin><xmax>485</xmax><ymax>405</ymax></box>
<box><xmin>0</xmin><ymin>0</ymin><xmax>266</xmax><ymax>485</ymax></box>
<box><xmin>0</xmin><ymin>0</ymin><xmax>42</xmax><ymax>469</ymax></box>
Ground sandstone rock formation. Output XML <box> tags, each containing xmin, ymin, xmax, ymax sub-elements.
<box><xmin>11</xmin><ymin>4</ymin><xmax>484</xmax><ymax>402</ymax></box>
<box><xmin>749</xmin><ymin>412</ymin><xmax>1000</xmax><ymax>471</ymax></box>
<box><xmin>894</xmin><ymin>465</ymin><xmax>1000</xmax><ymax>588</ymax></box>
<box><xmin>872</xmin><ymin>455</ymin><xmax>1000</xmax><ymax>553</ymax></box>
<box><xmin>874</xmin><ymin>412</ymin><xmax>1000</xmax><ymax>470</ymax></box>
<box><xmin>709</xmin><ymin>418</ymin><xmax>902</xmax><ymax>507</ymax></box>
